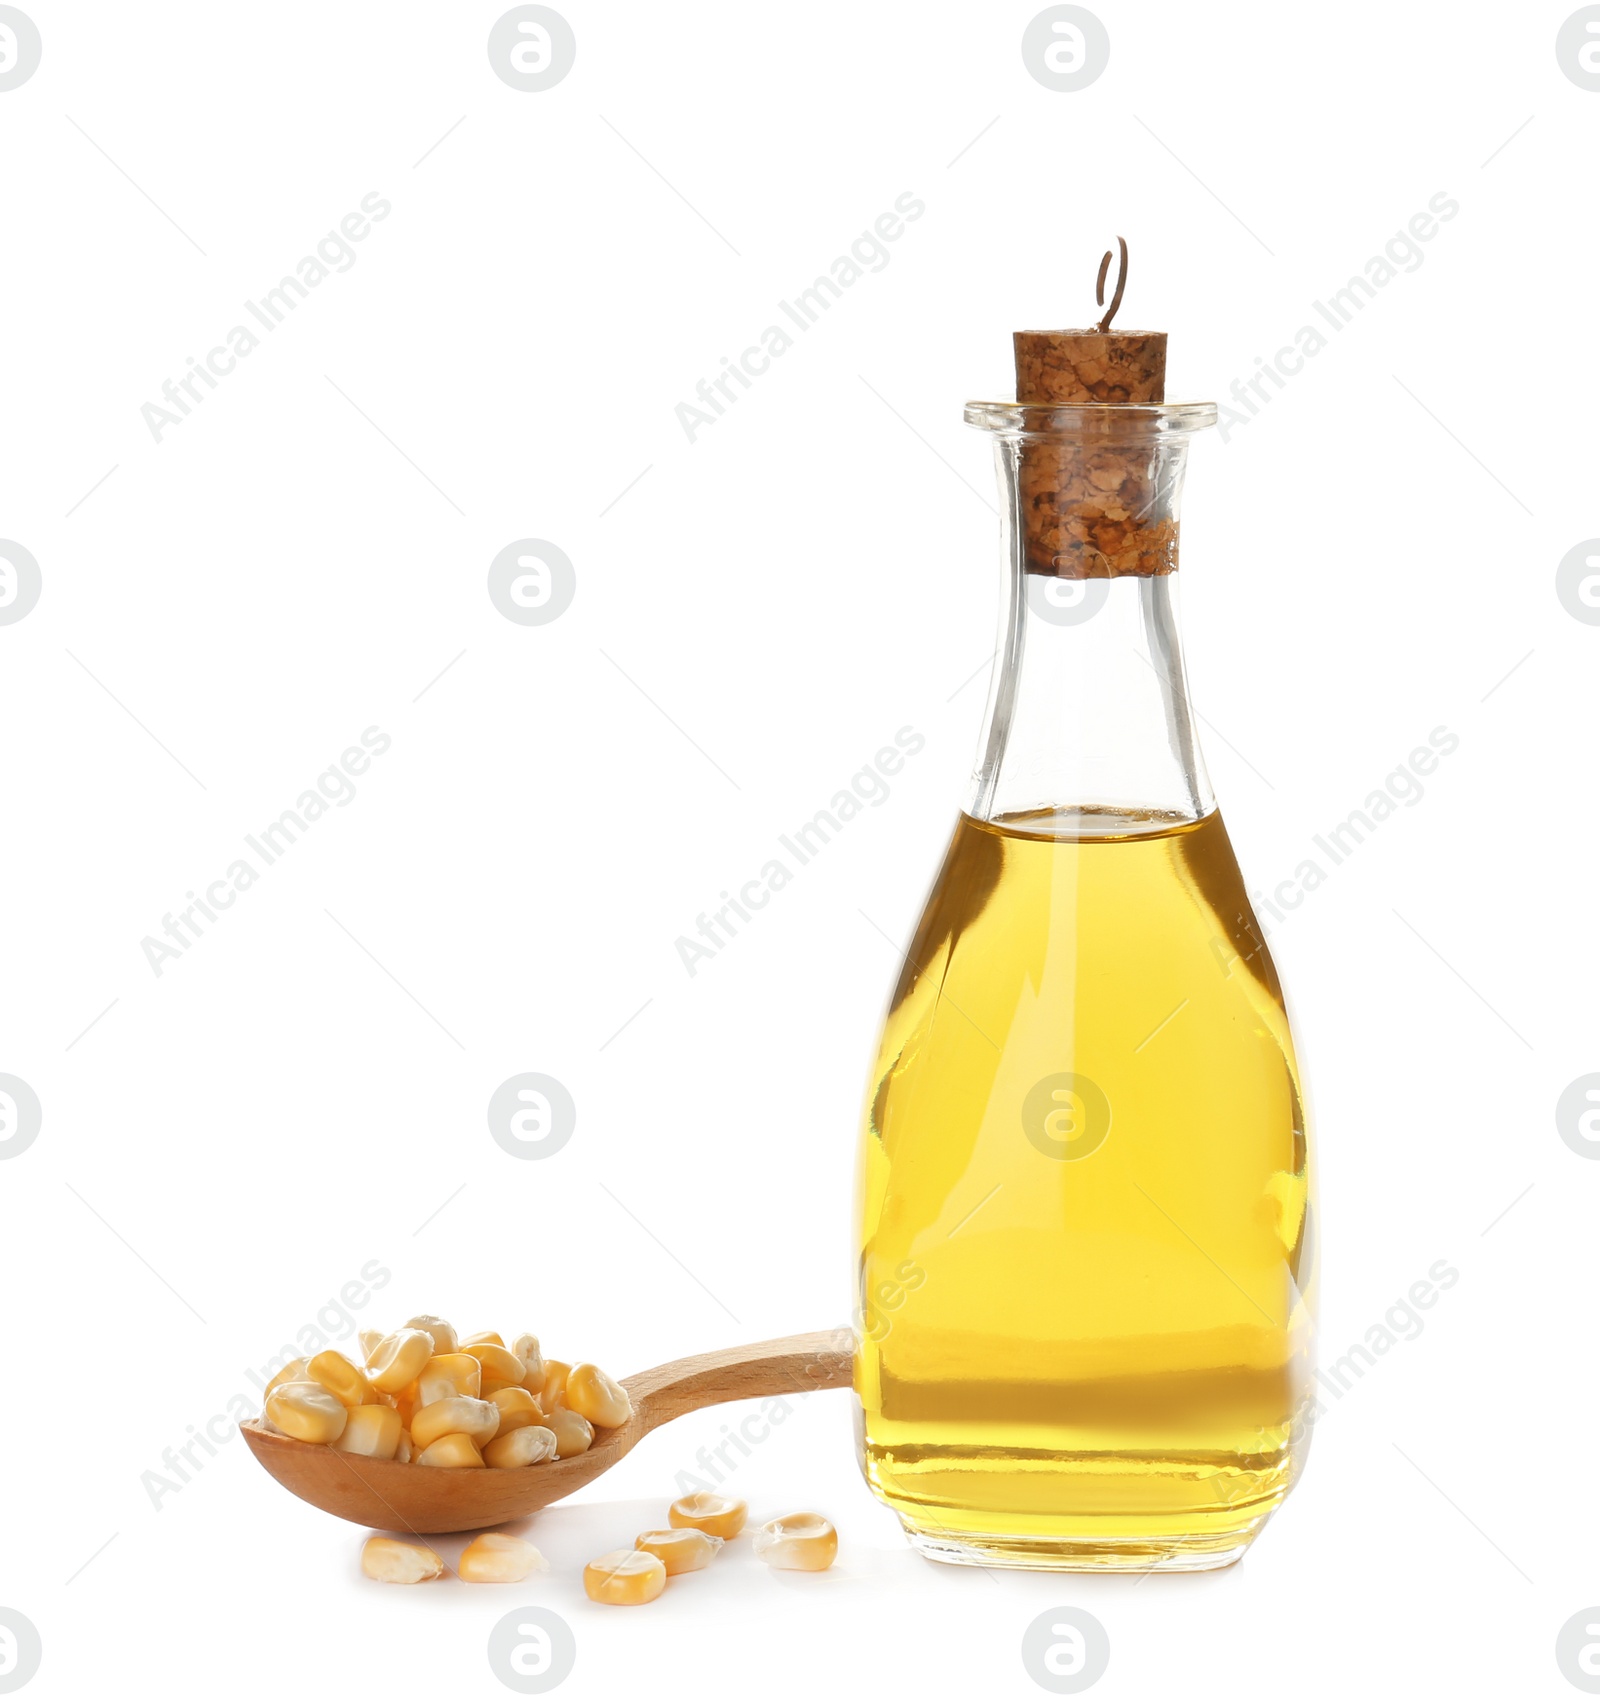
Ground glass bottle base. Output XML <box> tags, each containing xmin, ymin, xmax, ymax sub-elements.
<box><xmin>898</xmin><ymin>1514</ymin><xmax>1269</xmax><ymax>1574</ymax></box>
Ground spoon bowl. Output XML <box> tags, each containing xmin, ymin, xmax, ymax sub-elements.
<box><xmin>241</xmin><ymin>1328</ymin><xmax>852</xmax><ymax>1533</ymax></box>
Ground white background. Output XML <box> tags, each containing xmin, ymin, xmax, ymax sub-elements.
<box><xmin>2</xmin><ymin>1</ymin><xmax>1595</xmax><ymax>1695</ymax></box>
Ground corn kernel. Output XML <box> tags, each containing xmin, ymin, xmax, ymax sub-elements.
<box><xmin>333</xmin><ymin>1403</ymin><xmax>403</xmax><ymax>1459</ymax></box>
<box><xmin>483</xmin><ymin>1426</ymin><xmax>558</xmax><ymax>1468</ymax></box>
<box><xmin>512</xmin><ymin>1334</ymin><xmax>544</xmax><ymax>1385</ymax></box>
<box><xmin>461</xmin><ymin>1330</ymin><xmax>504</xmax><ymax>1348</ymax></box>
<box><xmin>417</xmin><ymin>1353</ymin><xmax>482</xmax><ymax>1405</ymax></box>
<box><xmin>266</xmin><ymin>1381</ymin><xmax>349</xmax><ymax>1445</ymax></box>
<box><xmin>583</xmin><ymin>1549</ymin><xmax>666</xmax><ymax>1605</ymax></box>
<box><xmin>752</xmin><ymin>1512</ymin><xmax>837</xmax><ymax>1571</ymax></box>
<box><xmin>635</xmin><ymin>1528</ymin><xmax>722</xmax><ymax>1575</ymax></box>
<box><xmin>411</xmin><ymin>1396</ymin><xmax>500</xmax><ymax>1452</ymax></box>
<box><xmin>395</xmin><ymin>1430</ymin><xmax>412</xmax><ymax>1464</ymax></box>
<box><xmin>361</xmin><ymin>1536</ymin><xmax>442</xmax><ymax>1583</ymax></box>
<box><xmin>536</xmin><ymin>1359</ymin><xmax>572</xmax><ymax>1410</ymax></box>
<box><xmin>366</xmin><ymin>1328</ymin><xmax>433</xmax><ymax>1394</ymax></box>
<box><xmin>390</xmin><ymin>1379</ymin><xmax>422</xmax><ymax>1427</ymax></box>
<box><xmin>305</xmin><ymin>1349</ymin><xmax>371</xmax><ymax>1409</ymax></box>
<box><xmin>263</xmin><ymin>1357</ymin><xmax>311</xmax><ymax>1400</ymax></box>
<box><xmin>414</xmin><ymin>1432</ymin><xmax>485</xmax><ymax>1468</ymax></box>
<box><xmin>358</xmin><ymin>1329</ymin><xmax>385</xmax><ymax>1363</ymax></box>
<box><xmin>403</xmin><ymin>1314</ymin><xmax>459</xmax><ymax>1355</ymax></box>
<box><xmin>462</xmin><ymin>1342</ymin><xmax>524</xmax><ymax>1394</ymax></box>
<box><xmin>564</xmin><ymin>1364</ymin><xmax>632</xmax><ymax>1429</ymax></box>
<box><xmin>668</xmin><ymin>1491</ymin><xmax>746</xmax><ymax>1539</ymax></box>
<box><xmin>459</xmin><ymin>1531</ymin><xmax>548</xmax><ymax>1583</ymax></box>
<box><xmin>542</xmin><ymin>1407</ymin><xmax>593</xmax><ymax>1459</ymax></box>
<box><xmin>489</xmin><ymin>1387</ymin><xmax>543</xmax><ymax>1435</ymax></box>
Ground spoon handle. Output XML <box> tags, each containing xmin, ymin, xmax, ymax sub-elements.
<box><xmin>623</xmin><ymin>1328</ymin><xmax>854</xmax><ymax>1433</ymax></box>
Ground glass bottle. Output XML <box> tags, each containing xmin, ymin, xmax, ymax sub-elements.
<box><xmin>853</xmin><ymin>385</ymin><xmax>1315</xmax><ymax>1573</ymax></box>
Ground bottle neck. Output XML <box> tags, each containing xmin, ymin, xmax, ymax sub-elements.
<box><xmin>967</xmin><ymin>419</ymin><xmax>1214</xmax><ymax>837</ymax></box>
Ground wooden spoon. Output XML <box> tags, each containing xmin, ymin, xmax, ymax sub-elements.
<box><xmin>241</xmin><ymin>1328</ymin><xmax>853</xmax><ymax>1534</ymax></box>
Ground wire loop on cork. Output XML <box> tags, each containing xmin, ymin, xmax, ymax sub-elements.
<box><xmin>1094</xmin><ymin>236</ymin><xmax>1128</xmax><ymax>332</ymax></box>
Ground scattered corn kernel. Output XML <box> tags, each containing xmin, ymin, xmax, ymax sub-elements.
<box><xmin>668</xmin><ymin>1491</ymin><xmax>746</xmax><ymax>1539</ymax></box>
<box><xmin>536</xmin><ymin>1359</ymin><xmax>572</xmax><ymax>1410</ymax></box>
<box><xmin>542</xmin><ymin>1407</ymin><xmax>594</xmax><ymax>1459</ymax></box>
<box><xmin>395</xmin><ymin>1429</ymin><xmax>412</xmax><ymax>1464</ymax></box>
<box><xmin>583</xmin><ymin>1549</ymin><xmax>666</xmax><ymax>1605</ymax></box>
<box><xmin>305</xmin><ymin>1349</ymin><xmax>371</xmax><ymax>1409</ymax></box>
<box><xmin>411</xmin><ymin>1396</ymin><xmax>500</xmax><ymax>1452</ymax></box>
<box><xmin>460</xmin><ymin>1531</ymin><xmax>548</xmax><ymax>1583</ymax></box>
<box><xmin>490</xmin><ymin>1387</ymin><xmax>543</xmax><ymax>1434</ymax></box>
<box><xmin>361</xmin><ymin>1536</ymin><xmax>442</xmax><ymax>1584</ymax></box>
<box><xmin>565</xmin><ymin>1364</ymin><xmax>632</xmax><ymax>1429</ymax></box>
<box><xmin>358</xmin><ymin>1329</ymin><xmax>385</xmax><ymax>1362</ymax></box>
<box><xmin>752</xmin><ymin>1512</ymin><xmax>837</xmax><ymax>1571</ymax></box>
<box><xmin>404</xmin><ymin>1314</ymin><xmax>460</xmax><ymax>1355</ymax></box>
<box><xmin>366</xmin><ymin>1328</ymin><xmax>433</xmax><ymax>1394</ymax></box>
<box><xmin>266</xmin><ymin>1381</ymin><xmax>349</xmax><ymax>1445</ymax></box>
<box><xmin>635</xmin><ymin>1528</ymin><xmax>722</xmax><ymax>1575</ymax></box>
<box><xmin>417</xmin><ymin>1353</ymin><xmax>482</xmax><ymax>1405</ymax></box>
<box><xmin>512</xmin><ymin>1334</ymin><xmax>544</xmax><ymax>1384</ymax></box>
<box><xmin>461</xmin><ymin>1330</ymin><xmax>504</xmax><ymax>1348</ymax></box>
<box><xmin>415</xmin><ymin>1432</ymin><xmax>485</xmax><ymax>1468</ymax></box>
<box><xmin>462</xmin><ymin>1342</ymin><xmax>524</xmax><ymax>1393</ymax></box>
<box><xmin>483</xmin><ymin>1425</ymin><xmax>559</xmax><ymax>1468</ymax></box>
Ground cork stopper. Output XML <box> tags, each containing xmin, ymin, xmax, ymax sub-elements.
<box><xmin>1013</xmin><ymin>238</ymin><xmax>1179</xmax><ymax>579</ymax></box>
<box><xmin>1013</xmin><ymin>329</ymin><xmax>1166</xmax><ymax>405</ymax></box>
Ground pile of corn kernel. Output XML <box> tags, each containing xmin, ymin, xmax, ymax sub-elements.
<box><xmin>259</xmin><ymin>1314</ymin><xmax>633</xmax><ymax>1467</ymax></box>
<box><xmin>361</xmin><ymin>1489</ymin><xmax>838</xmax><ymax>1599</ymax></box>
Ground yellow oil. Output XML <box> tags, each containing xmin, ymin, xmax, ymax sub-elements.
<box><xmin>854</xmin><ymin>806</ymin><xmax>1314</xmax><ymax>1569</ymax></box>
